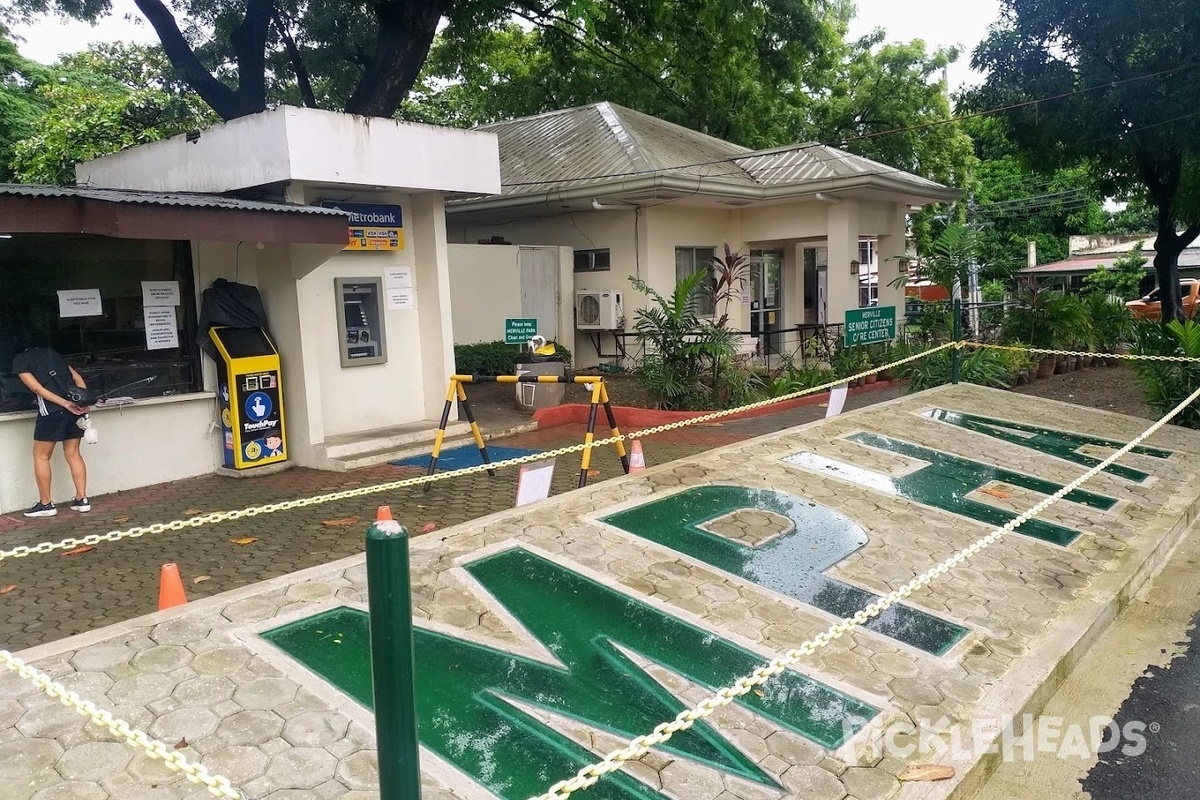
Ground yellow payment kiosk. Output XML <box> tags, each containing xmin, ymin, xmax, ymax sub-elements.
<box><xmin>209</xmin><ymin>327</ymin><xmax>288</xmax><ymax>469</ymax></box>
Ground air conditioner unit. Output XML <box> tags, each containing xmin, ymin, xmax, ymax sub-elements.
<box><xmin>575</xmin><ymin>290</ymin><xmax>623</xmax><ymax>330</ymax></box>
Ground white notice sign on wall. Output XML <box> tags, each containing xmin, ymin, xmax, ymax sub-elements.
<box><xmin>384</xmin><ymin>266</ymin><xmax>413</xmax><ymax>289</ymax></box>
<box><xmin>142</xmin><ymin>280</ymin><xmax>181</xmax><ymax>307</ymax></box>
<box><xmin>57</xmin><ymin>289</ymin><xmax>102</xmax><ymax>318</ymax></box>
<box><xmin>386</xmin><ymin>288</ymin><xmax>416</xmax><ymax>310</ymax></box>
<box><xmin>143</xmin><ymin>307</ymin><xmax>180</xmax><ymax>350</ymax></box>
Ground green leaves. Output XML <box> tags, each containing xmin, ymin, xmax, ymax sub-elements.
<box><xmin>7</xmin><ymin>43</ymin><xmax>216</xmax><ymax>184</ymax></box>
<box><xmin>1130</xmin><ymin>319</ymin><xmax>1200</xmax><ymax>429</ymax></box>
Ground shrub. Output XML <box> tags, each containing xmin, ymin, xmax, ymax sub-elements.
<box><xmin>453</xmin><ymin>340</ymin><xmax>572</xmax><ymax>376</ymax></box>
<box><xmin>1130</xmin><ymin>319</ymin><xmax>1200</xmax><ymax>429</ymax></box>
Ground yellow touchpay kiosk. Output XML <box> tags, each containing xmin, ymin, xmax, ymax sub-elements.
<box><xmin>209</xmin><ymin>327</ymin><xmax>288</xmax><ymax>469</ymax></box>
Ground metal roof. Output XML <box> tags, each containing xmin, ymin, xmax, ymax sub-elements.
<box><xmin>1019</xmin><ymin>249</ymin><xmax>1200</xmax><ymax>275</ymax></box>
<box><xmin>0</xmin><ymin>183</ymin><xmax>346</xmax><ymax>217</ymax></box>
<box><xmin>468</xmin><ymin>102</ymin><xmax>955</xmax><ymax>202</ymax></box>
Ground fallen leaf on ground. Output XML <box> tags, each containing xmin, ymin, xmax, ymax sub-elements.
<box><xmin>588</xmin><ymin>469</ymin><xmax>601</xmax><ymax>477</ymax></box>
<box><xmin>322</xmin><ymin>516</ymin><xmax>359</xmax><ymax>527</ymax></box>
<box><xmin>899</xmin><ymin>765</ymin><xmax>955</xmax><ymax>782</ymax></box>
<box><xmin>183</xmin><ymin>508</ymin><xmax>204</xmax><ymax>516</ymax></box>
<box><xmin>980</xmin><ymin>487</ymin><xmax>1012</xmax><ymax>500</ymax></box>
<box><xmin>61</xmin><ymin>545</ymin><xmax>94</xmax><ymax>556</ymax></box>
<box><xmin>0</xmin><ymin>585</ymin><xmax>16</xmax><ymax>595</ymax></box>
<box><xmin>417</xmin><ymin>505</ymin><xmax>427</xmax><ymax>509</ymax></box>
<box><xmin>752</xmin><ymin>689</ymin><xmax>765</xmax><ymax>698</ymax></box>
<box><xmin>193</xmin><ymin>576</ymin><xmax>210</xmax><ymax>584</ymax></box>
<box><xmin>421</xmin><ymin>523</ymin><xmax>437</xmax><ymax>533</ymax></box>
<box><xmin>230</xmin><ymin>537</ymin><xmax>257</xmax><ymax>545</ymax></box>
<box><xmin>112</xmin><ymin>517</ymin><xmax>130</xmax><ymax>524</ymax></box>
<box><xmin>173</xmin><ymin>737</ymin><xmax>188</xmax><ymax>749</ymax></box>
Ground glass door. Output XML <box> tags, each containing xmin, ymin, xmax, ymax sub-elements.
<box><xmin>749</xmin><ymin>249</ymin><xmax>784</xmax><ymax>354</ymax></box>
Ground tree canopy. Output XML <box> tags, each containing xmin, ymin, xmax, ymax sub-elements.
<box><xmin>6</xmin><ymin>42</ymin><xmax>215</xmax><ymax>183</ymax></box>
<box><xmin>970</xmin><ymin>0</ymin><xmax>1200</xmax><ymax>320</ymax></box>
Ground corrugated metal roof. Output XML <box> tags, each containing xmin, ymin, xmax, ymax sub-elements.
<box><xmin>1019</xmin><ymin>249</ymin><xmax>1200</xmax><ymax>275</ymax></box>
<box><xmin>471</xmin><ymin>102</ymin><xmax>952</xmax><ymax>198</ymax></box>
<box><xmin>0</xmin><ymin>183</ymin><xmax>346</xmax><ymax>217</ymax></box>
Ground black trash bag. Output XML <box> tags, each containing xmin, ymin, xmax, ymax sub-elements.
<box><xmin>197</xmin><ymin>279</ymin><xmax>272</xmax><ymax>360</ymax></box>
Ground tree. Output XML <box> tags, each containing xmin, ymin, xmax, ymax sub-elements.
<box><xmin>0</xmin><ymin>23</ymin><xmax>53</xmax><ymax>180</ymax></box>
<box><xmin>7</xmin><ymin>0</ymin><xmax>842</xmax><ymax>126</ymax></box>
<box><xmin>9</xmin><ymin>43</ymin><xmax>216</xmax><ymax>184</ymax></box>
<box><xmin>1081</xmin><ymin>244</ymin><xmax>1149</xmax><ymax>302</ymax></box>
<box><xmin>964</xmin><ymin>115</ymin><xmax>1110</xmax><ymax>277</ymax></box>
<box><xmin>971</xmin><ymin>0</ymin><xmax>1200</xmax><ymax>322</ymax></box>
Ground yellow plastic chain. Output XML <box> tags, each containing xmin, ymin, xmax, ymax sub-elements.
<box><xmin>964</xmin><ymin>341</ymin><xmax>1200</xmax><ymax>362</ymax></box>
<box><xmin>0</xmin><ymin>649</ymin><xmax>245</xmax><ymax>799</ymax></box>
<box><xmin>0</xmin><ymin>342</ymin><xmax>955</xmax><ymax>563</ymax></box>
<box><xmin>527</xmin><ymin>379</ymin><xmax>1200</xmax><ymax>800</ymax></box>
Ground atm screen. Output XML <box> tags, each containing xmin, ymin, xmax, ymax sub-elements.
<box><xmin>216</xmin><ymin>327</ymin><xmax>275</xmax><ymax>358</ymax></box>
<box><xmin>344</xmin><ymin>302</ymin><xmax>367</xmax><ymax>328</ymax></box>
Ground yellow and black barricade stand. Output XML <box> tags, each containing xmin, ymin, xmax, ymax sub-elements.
<box><xmin>424</xmin><ymin>374</ymin><xmax>629</xmax><ymax>490</ymax></box>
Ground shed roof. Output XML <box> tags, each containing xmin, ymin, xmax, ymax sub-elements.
<box><xmin>454</xmin><ymin>102</ymin><xmax>959</xmax><ymax>212</ymax></box>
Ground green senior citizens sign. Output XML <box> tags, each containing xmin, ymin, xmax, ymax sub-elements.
<box><xmin>844</xmin><ymin>305</ymin><xmax>897</xmax><ymax>345</ymax></box>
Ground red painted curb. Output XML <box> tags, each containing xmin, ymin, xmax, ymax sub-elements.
<box><xmin>531</xmin><ymin>379</ymin><xmax>906</xmax><ymax>429</ymax></box>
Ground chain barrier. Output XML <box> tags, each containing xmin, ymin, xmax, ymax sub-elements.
<box><xmin>963</xmin><ymin>340</ymin><xmax>1200</xmax><ymax>363</ymax></box>
<box><xmin>0</xmin><ymin>649</ymin><xmax>245</xmax><ymax>799</ymax></box>
<box><xmin>527</xmin><ymin>379</ymin><xmax>1200</xmax><ymax>800</ymax></box>
<box><xmin>0</xmin><ymin>342</ymin><xmax>956</xmax><ymax>563</ymax></box>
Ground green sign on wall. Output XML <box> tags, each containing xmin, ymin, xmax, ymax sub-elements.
<box><xmin>505</xmin><ymin>318</ymin><xmax>538</xmax><ymax>345</ymax></box>
<box><xmin>844</xmin><ymin>305</ymin><xmax>896</xmax><ymax>345</ymax></box>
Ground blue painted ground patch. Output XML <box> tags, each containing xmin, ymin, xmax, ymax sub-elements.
<box><xmin>392</xmin><ymin>445</ymin><xmax>543</xmax><ymax>471</ymax></box>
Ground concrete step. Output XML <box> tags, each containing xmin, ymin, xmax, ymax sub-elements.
<box><xmin>323</xmin><ymin>419</ymin><xmax>541</xmax><ymax>472</ymax></box>
<box><xmin>322</xmin><ymin>420</ymin><xmax>470</xmax><ymax>461</ymax></box>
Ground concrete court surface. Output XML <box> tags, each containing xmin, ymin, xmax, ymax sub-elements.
<box><xmin>3</xmin><ymin>383</ymin><xmax>1200</xmax><ymax>800</ymax></box>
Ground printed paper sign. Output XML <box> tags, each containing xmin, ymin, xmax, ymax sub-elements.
<box><xmin>142</xmin><ymin>280</ymin><xmax>181</xmax><ymax>307</ymax></box>
<box><xmin>384</xmin><ymin>267</ymin><xmax>413</xmax><ymax>289</ymax></box>
<box><xmin>825</xmin><ymin>383</ymin><xmax>848</xmax><ymax>418</ymax></box>
<box><xmin>143</xmin><ymin>306</ymin><xmax>180</xmax><ymax>350</ymax></box>
<box><xmin>386</xmin><ymin>288</ymin><xmax>415</xmax><ymax>310</ymax></box>
<box><xmin>57</xmin><ymin>289</ymin><xmax>102</xmax><ymax>318</ymax></box>
<box><xmin>516</xmin><ymin>459</ymin><xmax>556</xmax><ymax>507</ymax></box>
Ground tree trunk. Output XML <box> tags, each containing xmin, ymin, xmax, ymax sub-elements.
<box><xmin>343</xmin><ymin>2</ymin><xmax>446</xmax><ymax>117</ymax></box>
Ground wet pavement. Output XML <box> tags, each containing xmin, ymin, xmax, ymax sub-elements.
<box><xmin>4</xmin><ymin>384</ymin><xmax>1199</xmax><ymax>800</ymax></box>
<box><xmin>0</xmin><ymin>389</ymin><xmax>895</xmax><ymax>652</ymax></box>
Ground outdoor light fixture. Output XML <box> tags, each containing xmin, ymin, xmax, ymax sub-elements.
<box><xmin>850</xmin><ymin>259</ymin><xmax>860</xmax><ymax>275</ymax></box>
<box><xmin>898</xmin><ymin>258</ymin><xmax>910</xmax><ymax>273</ymax></box>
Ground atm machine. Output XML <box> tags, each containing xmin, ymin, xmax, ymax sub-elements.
<box><xmin>209</xmin><ymin>326</ymin><xmax>288</xmax><ymax>469</ymax></box>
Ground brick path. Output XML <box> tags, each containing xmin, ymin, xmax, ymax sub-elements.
<box><xmin>0</xmin><ymin>389</ymin><xmax>896</xmax><ymax>652</ymax></box>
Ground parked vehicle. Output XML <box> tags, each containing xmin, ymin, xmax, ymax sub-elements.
<box><xmin>1126</xmin><ymin>279</ymin><xmax>1200</xmax><ymax>320</ymax></box>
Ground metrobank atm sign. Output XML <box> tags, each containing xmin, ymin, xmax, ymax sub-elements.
<box><xmin>320</xmin><ymin>201</ymin><xmax>404</xmax><ymax>251</ymax></box>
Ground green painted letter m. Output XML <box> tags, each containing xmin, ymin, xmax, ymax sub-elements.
<box><xmin>263</xmin><ymin>547</ymin><xmax>876</xmax><ymax>800</ymax></box>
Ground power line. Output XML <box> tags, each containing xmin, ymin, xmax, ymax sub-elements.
<box><xmin>501</xmin><ymin>62</ymin><xmax>1200</xmax><ymax>189</ymax></box>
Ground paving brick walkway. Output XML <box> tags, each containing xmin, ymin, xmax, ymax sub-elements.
<box><xmin>0</xmin><ymin>390</ymin><xmax>896</xmax><ymax>652</ymax></box>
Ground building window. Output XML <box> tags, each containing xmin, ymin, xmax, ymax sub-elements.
<box><xmin>0</xmin><ymin>234</ymin><xmax>203</xmax><ymax>413</ymax></box>
<box><xmin>573</xmin><ymin>249</ymin><xmax>611</xmax><ymax>273</ymax></box>
<box><xmin>675</xmin><ymin>246</ymin><xmax>717</xmax><ymax>316</ymax></box>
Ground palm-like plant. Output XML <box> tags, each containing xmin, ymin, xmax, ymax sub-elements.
<box><xmin>630</xmin><ymin>273</ymin><xmax>737</xmax><ymax>410</ymax></box>
<box><xmin>1131</xmin><ymin>320</ymin><xmax>1200</xmax><ymax>429</ymax></box>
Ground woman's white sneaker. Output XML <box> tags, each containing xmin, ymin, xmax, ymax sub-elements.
<box><xmin>70</xmin><ymin>497</ymin><xmax>91</xmax><ymax>513</ymax></box>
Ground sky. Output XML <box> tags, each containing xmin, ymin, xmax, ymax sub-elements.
<box><xmin>10</xmin><ymin>0</ymin><xmax>1002</xmax><ymax>91</ymax></box>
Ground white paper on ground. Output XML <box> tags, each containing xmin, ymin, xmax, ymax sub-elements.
<box><xmin>826</xmin><ymin>383</ymin><xmax>848</xmax><ymax>418</ymax></box>
<box><xmin>516</xmin><ymin>459</ymin><xmax>556</xmax><ymax>507</ymax></box>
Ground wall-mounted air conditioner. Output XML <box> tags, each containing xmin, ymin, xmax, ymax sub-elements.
<box><xmin>575</xmin><ymin>290</ymin><xmax>623</xmax><ymax>330</ymax></box>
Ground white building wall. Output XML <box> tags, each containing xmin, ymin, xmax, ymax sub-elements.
<box><xmin>448</xmin><ymin>245</ymin><xmax>523</xmax><ymax>345</ymax></box>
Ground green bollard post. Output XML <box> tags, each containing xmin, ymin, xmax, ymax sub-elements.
<box><xmin>951</xmin><ymin>298</ymin><xmax>962</xmax><ymax>385</ymax></box>
<box><xmin>365</xmin><ymin>506</ymin><xmax>422</xmax><ymax>800</ymax></box>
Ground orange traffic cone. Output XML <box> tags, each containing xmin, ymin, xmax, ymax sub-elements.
<box><xmin>377</xmin><ymin>505</ymin><xmax>394</xmax><ymax>522</ymax></box>
<box><xmin>629</xmin><ymin>440</ymin><xmax>646</xmax><ymax>473</ymax></box>
<box><xmin>158</xmin><ymin>563</ymin><xmax>187</xmax><ymax>611</ymax></box>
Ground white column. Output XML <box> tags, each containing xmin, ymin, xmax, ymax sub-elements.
<box><xmin>826</xmin><ymin>201</ymin><xmax>861</xmax><ymax>325</ymax></box>
<box><xmin>876</xmin><ymin>203</ymin><xmax>908</xmax><ymax>313</ymax></box>
<box><xmin>411</xmin><ymin>193</ymin><xmax>459</xmax><ymax>421</ymax></box>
